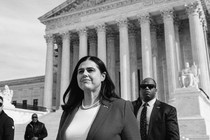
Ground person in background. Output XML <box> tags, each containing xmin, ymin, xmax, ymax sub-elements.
<box><xmin>24</xmin><ymin>113</ymin><xmax>48</xmax><ymax>140</ymax></box>
<box><xmin>56</xmin><ymin>56</ymin><xmax>140</xmax><ymax>140</ymax></box>
<box><xmin>0</xmin><ymin>96</ymin><xmax>14</xmax><ymax>140</ymax></box>
<box><xmin>132</xmin><ymin>77</ymin><xmax>180</xmax><ymax>140</ymax></box>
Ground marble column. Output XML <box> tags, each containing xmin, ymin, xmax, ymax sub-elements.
<box><xmin>60</xmin><ymin>32</ymin><xmax>71</xmax><ymax>106</ymax></box>
<box><xmin>107</xmin><ymin>31</ymin><xmax>116</xmax><ymax>85</ymax></box>
<box><xmin>43</xmin><ymin>34</ymin><xmax>54</xmax><ymax>111</ymax></box>
<box><xmin>186</xmin><ymin>2</ymin><xmax>210</xmax><ymax>94</ymax></box>
<box><xmin>138</xmin><ymin>13</ymin><xmax>153</xmax><ymax>78</ymax></box>
<box><xmin>162</xmin><ymin>9</ymin><xmax>179</xmax><ymax>99</ymax></box>
<box><xmin>151</xmin><ymin>25</ymin><xmax>161</xmax><ymax>99</ymax></box>
<box><xmin>117</xmin><ymin>18</ymin><xmax>131</xmax><ymax>100</ymax></box>
<box><xmin>174</xmin><ymin>19</ymin><xmax>182</xmax><ymax>72</ymax></box>
<box><xmin>78</xmin><ymin>28</ymin><xmax>88</xmax><ymax>58</ymax></box>
<box><xmin>55</xmin><ymin>43</ymin><xmax>62</xmax><ymax>109</ymax></box>
<box><xmin>96</xmin><ymin>23</ymin><xmax>107</xmax><ymax>65</ymax></box>
<box><xmin>129</xmin><ymin>27</ymin><xmax>138</xmax><ymax>101</ymax></box>
<box><xmin>88</xmin><ymin>30</ymin><xmax>97</xmax><ymax>56</ymax></box>
<box><xmin>72</xmin><ymin>38</ymin><xmax>79</xmax><ymax>70</ymax></box>
<box><xmin>151</xmin><ymin>25</ymin><xmax>158</xmax><ymax>83</ymax></box>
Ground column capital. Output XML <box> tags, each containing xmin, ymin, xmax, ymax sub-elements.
<box><xmin>95</xmin><ymin>23</ymin><xmax>106</xmax><ymax>33</ymax></box>
<box><xmin>137</xmin><ymin>13</ymin><xmax>151</xmax><ymax>24</ymax></box>
<box><xmin>77</xmin><ymin>27</ymin><xmax>87</xmax><ymax>35</ymax></box>
<box><xmin>44</xmin><ymin>34</ymin><xmax>54</xmax><ymax>44</ymax></box>
<box><xmin>60</xmin><ymin>31</ymin><xmax>71</xmax><ymax>40</ymax></box>
<box><xmin>161</xmin><ymin>9</ymin><xmax>174</xmax><ymax>20</ymax></box>
<box><xmin>185</xmin><ymin>1</ymin><xmax>200</xmax><ymax>16</ymax></box>
<box><xmin>116</xmin><ymin>17</ymin><xmax>128</xmax><ymax>28</ymax></box>
<box><xmin>186</xmin><ymin>1</ymin><xmax>206</xmax><ymax>29</ymax></box>
<box><xmin>201</xmin><ymin>17</ymin><xmax>207</xmax><ymax>31</ymax></box>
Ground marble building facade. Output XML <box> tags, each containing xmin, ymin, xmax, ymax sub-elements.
<box><xmin>39</xmin><ymin>0</ymin><xmax>210</xmax><ymax>110</ymax></box>
<box><xmin>38</xmin><ymin>0</ymin><xmax>210</xmax><ymax>138</ymax></box>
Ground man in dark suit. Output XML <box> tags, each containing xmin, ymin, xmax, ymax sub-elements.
<box><xmin>132</xmin><ymin>77</ymin><xmax>180</xmax><ymax>140</ymax></box>
<box><xmin>0</xmin><ymin>96</ymin><xmax>15</xmax><ymax>140</ymax></box>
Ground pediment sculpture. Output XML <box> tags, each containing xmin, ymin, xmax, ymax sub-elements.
<box><xmin>51</xmin><ymin>0</ymin><xmax>109</xmax><ymax>18</ymax></box>
<box><xmin>179</xmin><ymin>62</ymin><xmax>200</xmax><ymax>89</ymax></box>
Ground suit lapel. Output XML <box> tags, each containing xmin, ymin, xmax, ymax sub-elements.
<box><xmin>87</xmin><ymin>100</ymin><xmax>112</xmax><ymax>140</ymax></box>
<box><xmin>148</xmin><ymin>100</ymin><xmax>161</xmax><ymax>135</ymax></box>
<box><xmin>133</xmin><ymin>98</ymin><xmax>142</xmax><ymax>116</ymax></box>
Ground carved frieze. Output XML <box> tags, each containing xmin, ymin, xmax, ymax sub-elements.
<box><xmin>43</xmin><ymin>0</ymin><xmax>184</xmax><ymax>32</ymax></box>
<box><xmin>44</xmin><ymin>0</ymin><xmax>155</xmax><ymax>31</ymax></box>
<box><xmin>50</xmin><ymin>0</ymin><xmax>114</xmax><ymax>18</ymax></box>
<box><xmin>45</xmin><ymin>17</ymin><xmax>81</xmax><ymax>31</ymax></box>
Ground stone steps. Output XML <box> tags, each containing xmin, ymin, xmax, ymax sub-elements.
<box><xmin>14</xmin><ymin>110</ymin><xmax>63</xmax><ymax>140</ymax></box>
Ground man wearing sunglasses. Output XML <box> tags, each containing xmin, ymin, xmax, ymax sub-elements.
<box><xmin>132</xmin><ymin>78</ymin><xmax>180</xmax><ymax>140</ymax></box>
<box><xmin>24</xmin><ymin>113</ymin><xmax>48</xmax><ymax>140</ymax></box>
<box><xmin>0</xmin><ymin>96</ymin><xmax>14</xmax><ymax>140</ymax></box>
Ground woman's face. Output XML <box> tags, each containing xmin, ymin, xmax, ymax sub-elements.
<box><xmin>77</xmin><ymin>60</ymin><xmax>106</xmax><ymax>92</ymax></box>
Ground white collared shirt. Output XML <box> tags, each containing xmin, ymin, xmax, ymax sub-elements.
<box><xmin>137</xmin><ymin>98</ymin><xmax>156</xmax><ymax>133</ymax></box>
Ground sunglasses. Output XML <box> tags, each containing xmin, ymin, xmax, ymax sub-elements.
<box><xmin>32</xmin><ymin>116</ymin><xmax>37</xmax><ymax>119</ymax></box>
<box><xmin>0</xmin><ymin>102</ymin><xmax>2</xmax><ymax>107</ymax></box>
<box><xmin>140</xmin><ymin>84</ymin><xmax>156</xmax><ymax>90</ymax></box>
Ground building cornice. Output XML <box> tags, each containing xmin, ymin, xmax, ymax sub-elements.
<box><xmin>40</xmin><ymin>0</ymin><xmax>207</xmax><ymax>33</ymax></box>
<box><xmin>0</xmin><ymin>76</ymin><xmax>45</xmax><ymax>87</ymax></box>
<box><xmin>40</xmin><ymin>0</ymin><xmax>155</xmax><ymax>26</ymax></box>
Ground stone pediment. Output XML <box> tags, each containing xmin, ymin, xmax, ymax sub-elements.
<box><xmin>39</xmin><ymin>0</ymin><xmax>115</xmax><ymax>22</ymax></box>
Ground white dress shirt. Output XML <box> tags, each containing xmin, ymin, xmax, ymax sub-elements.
<box><xmin>137</xmin><ymin>98</ymin><xmax>156</xmax><ymax>133</ymax></box>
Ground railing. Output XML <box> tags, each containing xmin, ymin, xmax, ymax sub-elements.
<box><xmin>13</xmin><ymin>103</ymin><xmax>46</xmax><ymax>112</ymax></box>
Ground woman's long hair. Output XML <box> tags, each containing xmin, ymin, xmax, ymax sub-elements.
<box><xmin>62</xmin><ymin>56</ymin><xmax>119</xmax><ymax>111</ymax></box>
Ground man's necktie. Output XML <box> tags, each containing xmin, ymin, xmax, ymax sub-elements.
<box><xmin>140</xmin><ymin>103</ymin><xmax>148</xmax><ymax>140</ymax></box>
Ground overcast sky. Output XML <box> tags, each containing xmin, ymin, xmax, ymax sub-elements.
<box><xmin>0</xmin><ymin>0</ymin><xmax>66</xmax><ymax>81</ymax></box>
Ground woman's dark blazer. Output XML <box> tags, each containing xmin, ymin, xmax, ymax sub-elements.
<box><xmin>56</xmin><ymin>98</ymin><xmax>140</xmax><ymax>140</ymax></box>
<box><xmin>132</xmin><ymin>98</ymin><xmax>180</xmax><ymax>140</ymax></box>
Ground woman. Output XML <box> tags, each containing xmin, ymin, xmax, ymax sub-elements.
<box><xmin>56</xmin><ymin>56</ymin><xmax>140</xmax><ymax>140</ymax></box>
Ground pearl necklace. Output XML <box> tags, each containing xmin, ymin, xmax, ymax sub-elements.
<box><xmin>81</xmin><ymin>100</ymin><xmax>100</xmax><ymax>110</ymax></box>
